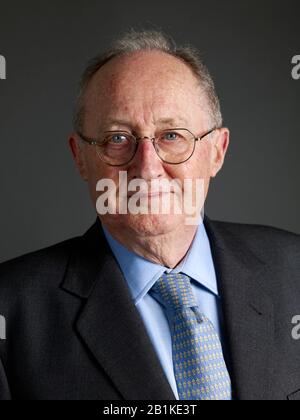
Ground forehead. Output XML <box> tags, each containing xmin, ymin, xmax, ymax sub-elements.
<box><xmin>83</xmin><ymin>51</ymin><xmax>203</xmax><ymax>127</ymax></box>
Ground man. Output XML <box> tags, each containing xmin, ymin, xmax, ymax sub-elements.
<box><xmin>0</xmin><ymin>30</ymin><xmax>300</xmax><ymax>401</ymax></box>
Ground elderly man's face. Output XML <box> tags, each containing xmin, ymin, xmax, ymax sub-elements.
<box><xmin>69</xmin><ymin>50</ymin><xmax>229</xmax><ymax>236</ymax></box>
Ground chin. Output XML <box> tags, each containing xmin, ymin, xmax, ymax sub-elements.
<box><xmin>103</xmin><ymin>213</ymin><xmax>185</xmax><ymax>237</ymax></box>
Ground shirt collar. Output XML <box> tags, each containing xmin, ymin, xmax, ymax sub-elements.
<box><xmin>102</xmin><ymin>221</ymin><xmax>219</xmax><ymax>305</ymax></box>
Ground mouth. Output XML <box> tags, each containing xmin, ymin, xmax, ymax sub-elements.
<box><xmin>138</xmin><ymin>191</ymin><xmax>170</xmax><ymax>198</ymax></box>
<box><xmin>127</xmin><ymin>190</ymin><xmax>174</xmax><ymax>199</ymax></box>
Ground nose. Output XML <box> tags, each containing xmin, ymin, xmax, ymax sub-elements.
<box><xmin>130</xmin><ymin>137</ymin><xmax>165</xmax><ymax>181</ymax></box>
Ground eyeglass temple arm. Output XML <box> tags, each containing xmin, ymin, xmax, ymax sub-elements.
<box><xmin>77</xmin><ymin>132</ymin><xmax>99</xmax><ymax>145</ymax></box>
<box><xmin>195</xmin><ymin>128</ymin><xmax>218</xmax><ymax>142</ymax></box>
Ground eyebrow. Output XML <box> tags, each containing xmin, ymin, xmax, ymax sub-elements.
<box><xmin>157</xmin><ymin>117</ymin><xmax>189</xmax><ymax>126</ymax></box>
<box><xmin>100</xmin><ymin>117</ymin><xmax>189</xmax><ymax>131</ymax></box>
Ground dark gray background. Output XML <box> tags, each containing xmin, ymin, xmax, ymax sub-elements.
<box><xmin>0</xmin><ymin>0</ymin><xmax>299</xmax><ymax>263</ymax></box>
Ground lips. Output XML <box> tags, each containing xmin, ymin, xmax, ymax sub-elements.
<box><xmin>136</xmin><ymin>191</ymin><xmax>170</xmax><ymax>198</ymax></box>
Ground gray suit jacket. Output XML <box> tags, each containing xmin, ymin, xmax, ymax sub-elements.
<box><xmin>0</xmin><ymin>216</ymin><xmax>300</xmax><ymax>400</ymax></box>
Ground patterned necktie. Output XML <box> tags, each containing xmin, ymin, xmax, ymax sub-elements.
<box><xmin>150</xmin><ymin>272</ymin><xmax>232</xmax><ymax>400</ymax></box>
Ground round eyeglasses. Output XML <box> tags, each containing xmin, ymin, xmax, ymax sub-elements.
<box><xmin>77</xmin><ymin>127</ymin><xmax>217</xmax><ymax>166</ymax></box>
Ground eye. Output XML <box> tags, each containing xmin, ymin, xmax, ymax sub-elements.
<box><xmin>163</xmin><ymin>132</ymin><xmax>179</xmax><ymax>141</ymax></box>
<box><xmin>105</xmin><ymin>133</ymin><xmax>130</xmax><ymax>145</ymax></box>
<box><xmin>111</xmin><ymin>134</ymin><xmax>128</xmax><ymax>144</ymax></box>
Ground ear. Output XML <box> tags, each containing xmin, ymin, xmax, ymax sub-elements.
<box><xmin>210</xmin><ymin>128</ymin><xmax>230</xmax><ymax>178</ymax></box>
<box><xmin>68</xmin><ymin>134</ymin><xmax>88</xmax><ymax>181</ymax></box>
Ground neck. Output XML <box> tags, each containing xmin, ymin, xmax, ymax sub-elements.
<box><xmin>101</xmin><ymin>217</ymin><xmax>199</xmax><ymax>268</ymax></box>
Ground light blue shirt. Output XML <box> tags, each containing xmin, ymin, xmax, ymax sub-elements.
<box><xmin>102</xmin><ymin>221</ymin><xmax>225</xmax><ymax>400</ymax></box>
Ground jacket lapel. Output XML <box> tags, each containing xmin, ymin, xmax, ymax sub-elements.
<box><xmin>204</xmin><ymin>217</ymin><xmax>274</xmax><ymax>400</ymax></box>
<box><xmin>61</xmin><ymin>219</ymin><xmax>175</xmax><ymax>400</ymax></box>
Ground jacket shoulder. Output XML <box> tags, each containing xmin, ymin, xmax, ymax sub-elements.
<box><xmin>210</xmin><ymin>219</ymin><xmax>300</xmax><ymax>263</ymax></box>
<box><xmin>0</xmin><ymin>236</ymin><xmax>80</xmax><ymax>290</ymax></box>
<box><xmin>212</xmin><ymin>219</ymin><xmax>299</xmax><ymax>240</ymax></box>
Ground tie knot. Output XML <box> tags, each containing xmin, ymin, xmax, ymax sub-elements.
<box><xmin>151</xmin><ymin>272</ymin><xmax>197</xmax><ymax>311</ymax></box>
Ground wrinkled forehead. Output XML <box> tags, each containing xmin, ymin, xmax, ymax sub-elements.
<box><xmin>83</xmin><ymin>51</ymin><xmax>203</xmax><ymax>122</ymax></box>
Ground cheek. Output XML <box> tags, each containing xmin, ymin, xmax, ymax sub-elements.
<box><xmin>168</xmin><ymin>146</ymin><xmax>211</xmax><ymax>183</ymax></box>
<box><xmin>191</xmin><ymin>145</ymin><xmax>212</xmax><ymax>177</ymax></box>
<box><xmin>84</xmin><ymin>153</ymin><xmax>120</xmax><ymax>201</ymax></box>
<box><xmin>84</xmin><ymin>149</ymin><xmax>114</xmax><ymax>181</ymax></box>
<box><xmin>166</xmin><ymin>147</ymin><xmax>212</xmax><ymax>207</ymax></box>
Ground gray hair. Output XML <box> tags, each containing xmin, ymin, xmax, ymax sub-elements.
<box><xmin>73</xmin><ymin>29</ymin><xmax>223</xmax><ymax>133</ymax></box>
